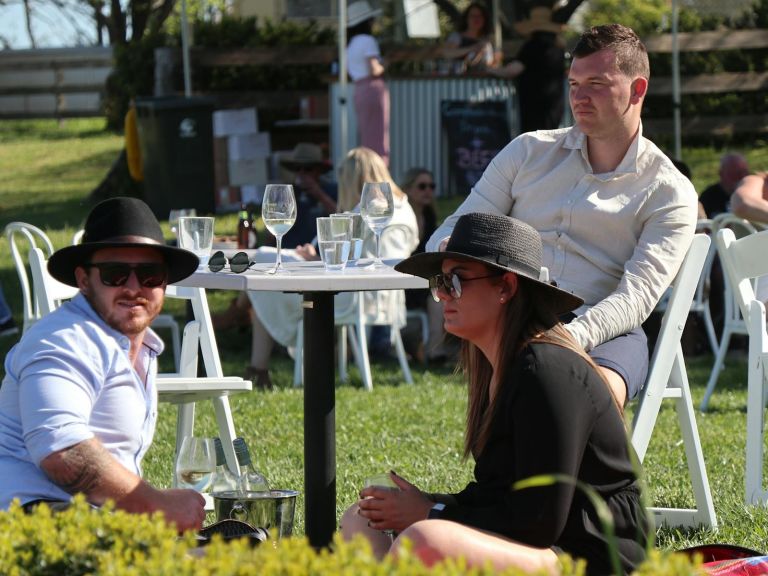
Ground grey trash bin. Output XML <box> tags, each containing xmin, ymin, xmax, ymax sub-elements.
<box><xmin>135</xmin><ymin>96</ymin><xmax>216</xmax><ymax>219</ymax></box>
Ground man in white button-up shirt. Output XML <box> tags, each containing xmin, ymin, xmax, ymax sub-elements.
<box><xmin>0</xmin><ymin>197</ymin><xmax>206</xmax><ymax>532</ymax></box>
<box><xmin>428</xmin><ymin>24</ymin><xmax>698</xmax><ymax>406</ymax></box>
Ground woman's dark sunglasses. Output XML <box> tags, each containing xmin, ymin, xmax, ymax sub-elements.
<box><xmin>417</xmin><ymin>182</ymin><xmax>436</xmax><ymax>190</ymax></box>
<box><xmin>84</xmin><ymin>262</ymin><xmax>168</xmax><ymax>288</ymax></box>
<box><xmin>429</xmin><ymin>271</ymin><xmax>501</xmax><ymax>302</ymax></box>
<box><xmin>208</xmin><ymin>250</ymin><xmax>253</xmax><ymax>274</ymax></box>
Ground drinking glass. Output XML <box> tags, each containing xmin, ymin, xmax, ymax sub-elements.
<box><xmin>175</xmin><ymin>437</ymin><xmax>216</xmax><ymax>493</ymax></box>
<box><xmin>331</xmin><ymin>212</ymin><xmax>365</xmax><ymax>261</ymax></box>
<box><xmin>177</xmin><ymin>216</ymin><xmax>215</xmax><ymax>268</ymax></box>
<box><xmin>363</xmin><ymin>473</ymin><xmax>398</xmax><ymax>540</ymax></box>
<box><xmin>168</xmin><ymin>208</ymin><xmax>197</xmax><ymax>238</ymax></box>
<box><xmin>262</xmin><ymin>184</ymin><xmax>297</xmax><ymax>274</ymax></box>
<box><xmin>360</xmin><ymin>182</ymin><xmax>394</xmax><ymax>268</ymax></box>
<box><xmin>317</xmin><ymin>216</ymin><xmax>352</xmax><ymax>271</ymax></box>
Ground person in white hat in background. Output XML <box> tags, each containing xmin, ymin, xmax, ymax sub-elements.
<box><xmin>346</xmin><ymin>0</ymin><xmax>390</xmax><ymax>166</ymax></box>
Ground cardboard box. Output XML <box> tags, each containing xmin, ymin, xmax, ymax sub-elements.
<box><xmin>213</xmin><ymin>108</ymin><xmax>258</xmax><ymax>137</ymax></box>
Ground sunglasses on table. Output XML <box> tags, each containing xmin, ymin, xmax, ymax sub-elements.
<box><xmin>417</xmin><ymin>182</ymin><xmax>436</xmax><ymax>191</ymax></box>
<box><xmin>429</xmin><ymin>271</ymin><xmax>502</xmax><ymax>302</ymax></box>
<box><xmin>208</xmin><ymin>250</ymin><xmax>254</xmax><ymax>274</ymax></box>
<box><xmin>84</xmin><ymin>262</ymin><xmax>168</xmax><ymax>288</ymax></box>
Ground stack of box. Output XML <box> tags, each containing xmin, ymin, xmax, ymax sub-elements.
<box><xmin>212</xmin><ymin>108</ymin><xmax>272</xmax><ymax>213</ymax></box>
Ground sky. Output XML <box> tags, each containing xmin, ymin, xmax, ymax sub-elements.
<box><xmin>0</xmin><ymin>3</ymin><xmax>96</xmax><ymax>50</ymax></box>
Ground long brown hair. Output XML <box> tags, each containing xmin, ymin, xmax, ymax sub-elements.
<box><xmin>462</xmin><ymin>274</ymin><xmax>620</xmax><ymax>459</ymax></box>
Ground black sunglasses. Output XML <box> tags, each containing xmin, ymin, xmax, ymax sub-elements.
<box><xmin>208</xmin><ymin>250</ymin><xmax>253</xmax><ymax>274</ymax></box>
<box><xmin>417</xmin><ymin>182</ymin><xmax>436</xmax><ymax>190</ymax></box>
<box><xmin>429</xmin><ymin>271</ymin><xmax>501</xmax><ymax>302</ymax></box>
<box><xmin>83</xmin><ymin>262</ymin><xmax>168</xmax><ymax>288</ymax></box>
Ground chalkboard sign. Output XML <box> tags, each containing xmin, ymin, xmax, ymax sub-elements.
<box><xmin>441</xmin><ymin>100</ymin><xmax>513</xmax><ymax>196</ymax></box>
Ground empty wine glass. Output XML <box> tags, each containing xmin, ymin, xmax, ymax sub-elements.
<box><xmin>262</xmin><ymin>184</ymin><xmax>297</xmax><ymax>274</ymax></box>
<box><xmin>175</xmin><ymin>436</ymin><xmax>216</xmax><ymax>493</ymax></box>
<box><xmin>360</xmin><ymin>182</ymin><xmax>394</xmax><ymax>268</ymax></box>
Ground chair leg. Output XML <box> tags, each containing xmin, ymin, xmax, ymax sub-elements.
<box><xmin>169</xmin><ymin>320</ymin><xmax>181</xmax><ymax>373</ymax></box>
<box><xmin>338</xmin><ymin>326</ymin><xmax>348</xmax><ymax>382</ymax></box>
<box><xmin>356</xmin><ymin>324</ymin><xmax>372</xmax><ymax>391</ymax></box>
<box><xmin>293</xmin><ymin>320</ymin><xmax>304</xmax><ymax>387</ymax></box>
<box><xmin>174</xmin><ymin>402</ymin><xmax>196</xmax><ymax>487</ymax></box>
<box><xmin>392</xmin><ymin>329</ymin><xmax>414</xmax><ymax>384</ymax></box>
<box><xmin>700</xmin><ymin>327</ymin><xmax>734</xmax><ymax>411</ymax></box>
<box><xmin>701</xmin><ymin>307</ymin><xmax>718</xmax><ymax>358</ymax></box>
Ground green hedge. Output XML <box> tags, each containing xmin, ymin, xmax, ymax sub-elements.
<box><xmin>0</xmin><ymin>496</ymin><xmax>707</xmax><ymax>575</ymax></box>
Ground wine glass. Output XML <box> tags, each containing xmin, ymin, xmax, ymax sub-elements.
<box><xmin>262</xmin><ymin>184</ymin><xmax>297</xmax><ymax>274</ymax></box>
<box><xmin>360</xmin><ymin>182</ymin><xmax>394</xmax><ymax>269</ymax></box>
<box><xmin>175</xmin><ymin>436</ymin><xmax>216</xmax><ymax>493</ymax></box>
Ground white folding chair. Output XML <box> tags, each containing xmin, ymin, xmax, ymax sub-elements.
<box><xmin>292</xmin><ymin>223</ymin><xmax>416</xmax><ymax>390</ymax></box>
<box><xmin>27</xmin><ymin>247</ymin><xmax>251</xmax><ymax>478</ymax></box>
<box><xmin>28</xmin><ymin>248</ymin><xmax>79</xmax><ymax>315</ymax></box>
<box><xmin>700</xmin><ymin>214</ymin><xmax>763</xmax><ymax>411</ymax></box>
<box><xmin>715</xmin><ymin>227</ymin><xmax>768</xmax><ymax>504</ymax></box>
<box><xmin>631</xmin><ymin>233</ymin><xmax>717</xmax><ymax>529</ymax></box>
<box><xmin>652</xmin><ymin>219</ymin><xmax>718</xmax><ymax>358</ymax></box>
<box><xmin>5</xmin><ymin>222</ymin><xmax>57</xmax><ymax>332</ymax></box>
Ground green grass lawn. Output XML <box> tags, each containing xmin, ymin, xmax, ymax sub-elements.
<box><xmin>2</xmin><ymin>118</ymin><xmax>768</xmax><ymax>555</ymax></box>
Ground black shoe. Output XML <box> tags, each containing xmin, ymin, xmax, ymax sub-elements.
<box><xmin>0</xmin><ymin>318</ymin><xmax>18</xmax><ymax>338</ymax></box>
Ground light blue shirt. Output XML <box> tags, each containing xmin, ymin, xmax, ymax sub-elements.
<box><xmin>0</xmin><ymin>293</ymin><xmax>162</xmax><ymax>509</ymax></box>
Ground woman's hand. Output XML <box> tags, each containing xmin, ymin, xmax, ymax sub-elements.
<box><xmin>356</xmin><ymin>471</ymin><xmax>434</xmax><ymax>533</ymax></box>
<box><xmin>295</xmin><ymin>243</ymin><xmax>318</xmax><ymax>261</ymax></box>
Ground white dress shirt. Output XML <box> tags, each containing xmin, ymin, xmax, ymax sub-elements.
<box><xmin>427</xmin><ymin>124</ymin><xmax>698</xmax><ymax>351</ymax></box>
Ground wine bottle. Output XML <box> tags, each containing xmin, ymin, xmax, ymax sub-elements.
<box><xmin>211</xmin><ymin>438</ymin><xmax>238</xmax><ymax>493</ymax></box>
<box><xmin>233</xmin><ymin>437</ymin><xmax>271</xmax><ymax>494</ymax></box>
<box><xmin>237</xmin><ymin>204</ymin><xmax>251</xmax><ymax>249</ymax></box>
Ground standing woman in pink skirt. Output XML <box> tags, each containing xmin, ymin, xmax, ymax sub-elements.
<box><xmin>346</xmin><ymin>1</ymin><xmax>390</xmax><ymax>166</ymax></box>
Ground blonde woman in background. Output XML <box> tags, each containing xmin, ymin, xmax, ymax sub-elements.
<box><xmin>400</xmin><ymin>167</ymin><xmax>452</xmax><ymax>363</ymax></box>
<box><xmin>244</xmin><ymin>147</ymin><xmax>418</xmax><ymax>386</ymax></box>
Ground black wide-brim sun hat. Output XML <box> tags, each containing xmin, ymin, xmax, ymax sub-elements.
<box><xmin>395</xmin><ymin>212</ymin><xmax>583</xmax><ymax>315</ymax></box>
<box><xmin>48</xmin><ymin>197</ymin><xmax>200</xmax><ymax>287</ymax></box>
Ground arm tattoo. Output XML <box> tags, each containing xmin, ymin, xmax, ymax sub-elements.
<box><xmin>43</xmin><ymin>441</ymin><xmax>110</xmax><ymax>497</ymax></box>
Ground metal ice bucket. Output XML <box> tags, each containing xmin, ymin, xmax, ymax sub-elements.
<box><xmin>212</xmin><ymin>490</ymin><xmax>299</xmax><ymax>540</ymax></box>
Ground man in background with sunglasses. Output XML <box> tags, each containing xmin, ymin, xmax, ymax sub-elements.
<box><xmin>0</xmin><ymin>197</ymin><xmax>205</xmax><ymax>532</ymax></box>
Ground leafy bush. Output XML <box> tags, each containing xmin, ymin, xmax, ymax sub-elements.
<box><xmin>0</xmin><ymin>495</ymin><xmax>707</xmax><ymax>576</ymax></box>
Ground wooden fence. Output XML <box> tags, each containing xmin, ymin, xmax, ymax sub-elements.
<box><xmin>0</xmin><ymin>47</ymin><xmax>112</xmax><ymax>119</ymax></box>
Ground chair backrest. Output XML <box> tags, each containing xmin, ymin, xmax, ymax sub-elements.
<box><xmin>632</xmin><ymin>233</ymin><xmax>711</xmax><ymax>458</ymax></box>
<box><xmin>28</xmin><ymin>247</ymin><xmax>79</xmax><ymax>316</ymax></box>
<box><xmin>716</xmin><ymin>227</ymin><xmax>768</xmax><ymax>323</ymax></box>
<box><xmin>4</xmin><ymin>222</ymin><xmax>56</xmax><ymax>332</ymax></box>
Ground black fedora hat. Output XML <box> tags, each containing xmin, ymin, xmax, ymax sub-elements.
<box><xmin>48</xmin><ymin>197</ymin><xmax>200</xmax><ymax>287</ymax></box>
<box><xmin>395</xmin><ymin>212</ymin><xmax>583</xmax><ymax>314</ymax></box>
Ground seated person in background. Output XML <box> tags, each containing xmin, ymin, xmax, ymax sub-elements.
<box><xmin>244</xmin><ymin>147</ymin><xmax>418</xmax><ymax>387</ymax></box>
<box><xmin>427</xmin><ymin>24</ymin><xmax>698</xmax><ymax>407</ymax></box>
<box><xmin>213</xmin><ymin>143</ymin><xmax>337</xmax><ymax>340</ymax></box>
<box><xmin>729</xmin><ymin>171</ymin><xmax>767</xmax><ymax>224</ymax></box>
<box><xmin>341</xmin><ymin>213</ymin><xmax>650</xmax><ymax>575</ymax></box>
<box><xmin>0</xmin><ymin>197</ymin><xmax>205</xmax><ymax>531</ymax></box>
<box><xmin>400</xmin><ymin>167</ymin><xmax>452</xmax><ymax>363</ymax></box>
<box><xmin>698</xmin><ymin>153</ymin><xmax>749</xmax><ymax>219</ymax></box>
<box><xmin>442</xmin><ymin>2</ymin><xmax>497</xmax><ymax>74</ymax></box>
<box><xmin>275</xmin><ymin>142</ymin><xmax>337</xmax><ymax>249</ymax></box>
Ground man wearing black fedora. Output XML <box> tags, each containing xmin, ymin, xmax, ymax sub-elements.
<box><xmin>0</xmin><ymin>197</ymin><xmax>206</xmax><ymax>531</ymax></box>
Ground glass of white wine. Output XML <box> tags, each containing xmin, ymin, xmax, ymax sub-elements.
<box><xmin>360</xmin><ymin>182</ymin><xmax>394</xmax><ymax>269</ymax></box>
<box><xmin>175</xmin><ymin>437</ymin><xmax>216</xmax><ymax>493</ymax></box>
<box><xmin>262</xmin><ymin>184</ymin><xmax>297</xmax><ymax>274</ymax></box>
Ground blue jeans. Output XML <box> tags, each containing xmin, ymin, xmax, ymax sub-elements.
<box><xmin>0</xmin><ymin>284</ymin><xmax>12</xmax><ymax>323</ymax></box>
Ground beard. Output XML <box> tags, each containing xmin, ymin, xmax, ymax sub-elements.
<box><xmin>84</xmin><ymin>285</ymin><xmax>164</xmax><ymax>336</ymax></box>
